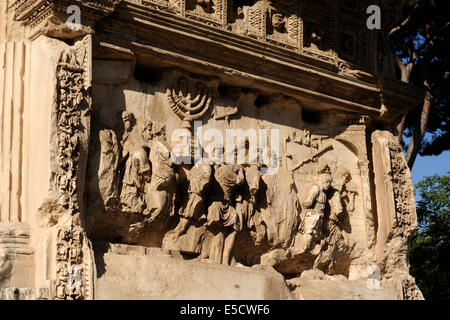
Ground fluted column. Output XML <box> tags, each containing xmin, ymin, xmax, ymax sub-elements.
<box><xmin>0</xmin><ymin>40</ymin><xmax>27</xmax><ymax>224</ymax></box>
<box><xmin>0</xmin><ymin>1</ymin><xmax>6</xmax><ymax>43</ymax></box>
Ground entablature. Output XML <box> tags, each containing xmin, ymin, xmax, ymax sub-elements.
<box><xmin>10</xmin><ymin>0</ymin><xmax>424</xmax><ymax>120</ymax></box>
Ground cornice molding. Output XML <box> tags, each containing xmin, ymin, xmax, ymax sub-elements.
<box><xmin>10</xmin><ymin>0</ymin><xmax>421</xmax><ymax>119</ymax></box>
<box><xmin>9</xmin><ymin>0</ymin><xmax>123</xmax><ymax>38</ymax></box>
<box><xmin>92</xmin><ymin>1</ymin><xmax>423</xmax><ymax>120</ymax></box>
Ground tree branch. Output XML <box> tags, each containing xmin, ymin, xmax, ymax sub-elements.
<box><xmin>393</xmin><ymin>53</ymin><xmax>406</xmax><ymax>74</ymax></box>
<box><xmin>397</xmin><ymin>114</ymin><xmax>407</xmax><ymax>146</ymax></box>
<box><xmin>388</xmin><ymin>14</ymin><xmax>413</xmax><ymax>38</ymax></box>
<box><xmin>406</xmin><ymin>81</ymin><xmax>433</xmax><ymax>170</ymax></box>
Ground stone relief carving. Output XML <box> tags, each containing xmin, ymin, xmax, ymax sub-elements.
<box><xmin>1</xmin><ymin>0</ymin><xmax>424</xmax><ymax>301</ymax></box>
<box><xmin>388</xmin><ymin>142</ymin><xmax>416</xmax><ymax>225</ymax></box>
<box><xmin>86</xmin><ymin>89</ymin><xmax>369</xmax><ymax>279</ymax></box>
<box><xmin>228</xmin><ymin>0</ymin><xmax>300</xmax><ymax>49</ymax></box>
<box><xmin>11</xmin><ymin>0</ymin><xmax>376</xmax><ymax>74</ymax></box>
<box><xmin>143</xmin><ymin>121</ymin><xmax>177</xmax><ymax>222</ymax></box>
<box><xmin>115</xmin><ymin>0</ymin><xmax>376</xmax><ymax>69</ymax></box>
<box><xmin>55</xmin><ymin>49</ymin><xmax>89</xmax><ymax>215</ymax></box>
<box><xmin>117</xmin><ymin>119</ymin><xmax>178</xmax><ymax>242</ymax></box>
<box><xmin>55</xmin><ymin>225</ymin><xmax>85</xmax><ymax>300</ymax></box>
<box><xmin>228</xmin><ymin>1</ymin><xmax>264</xmax><ymax>38</ymax></box>
<box><xmin>370</xmin><ymin>131</ymin><xmax>423</xmax><ymax>299</ymax></box>
<box><xmin>141</xmin><ymin>0</ymin><xmax>183</xmax><ymax>14</ymax></box>
<box><xmin>201</xmin><ymin>163</ymin><xmax>245</xmax><ymax>265</ymax></box>
<box><xmin>313</xmin><ymin>166</ymin><xmax>354</xmax><ymax>274</ymax></box>
<box><xmin>10</xmin><ymin>0</ymin><xmax>123</xmax><ymax>38</ymax></box>
<box><xmin>98</xmin><ymin>129</ymin><xmax>120</xmax><ymax>207</ymax></box>
<box><xmin>172</xmin><ymin>161</ymin><xmax>212</xmax><ymax>237</ymax></box>
<box><xmin>92</xmin><ymin>110</ymin><xmax>179</xmax><ymax>230</ymax></box>
<box><xmin>119</xmin><ymin>111</ymin><xmax>150</xmax><ymax>213</ymax></box>
<box><xmin>46</xmin><ymin>47</ymin><xmax>420</xmax><ymax>299</ymax></box>
<box><xmin>186</xmin><ymin>0</ymin><xmax>228</xmax><ymax>26</ymax></box>
<box><xmin>265</xmin><ymin>1</ymin><xmax>300</xmax><ymax>48</ymax></box>
<box><xmin>261</xmin><ymin>157</ymin><xmax>300</xmax><ymax>249</ymax></box>
<box><xmin>0</xmin><ymin>250</ymin><xmax>11</xmax><ymax>283</ymax></box>
<box><xmin>51</xmin><ymin>44</ymin><xmax>94</xmax><ymax>301</ymax></box>
<box><xmin>166</xmin><ymin>75</ymin><xmax>215</xmax><ymax>129</ymax></box>
<box><xmin>299</xmin><ymin>164</ymin><xmax>333</xmax><ymax>253</ymax></box>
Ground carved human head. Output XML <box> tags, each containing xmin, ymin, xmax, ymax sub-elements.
<box><xmin>122</xmin><ymin>111</ymin><xmax>134</xmax><ymax>132</ymax></box>
<box><xmin>192</xmin><ymin>161</ymin><xmax>212</xmax><ymax>182</ymax></box>
<box><xmin>199</xmin><ymin>162</ymin><xmax>212</xmax><ymax>179</ymax></box>
<box><xmin>319</xmin><ymin>173</ymin><xmax>332</xmax><ymax>191</ymax></box>
<box><xmin>271</xmin><ymin>11</ymin><xmax>285</xmax><ymax>32</ymax></box>
<box><xmin>311</xmin><ymin>31</ymin><xmax>321</xmax><ymax>40</ymax></box>
<box><xmin>310</xmin><ymin>27</ymin><xmax>323</xmax><ymax>49</ymax></box>
<box><xmin>152</xmin><ymin>121</ymin><xmax>166</xmax><ymax>140</ymax></box>
<box><xmin>333</xmin><ymin>167</ymin><xmax>351</xmax><ymax>191</ymax></box>
<box><xmin>140</xmin><ymin>120</ymin><xmax>153</xmax><ymax>143</ymax></box>
<box><xmin>245</xmin><ymin>165</ymin><xmax>261</xmax><ymax>197</ymax></box>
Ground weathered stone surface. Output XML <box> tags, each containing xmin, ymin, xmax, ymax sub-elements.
<box><xmin>0</xmin><ymin>0</ymin><xmax>424</xmax><ymax>300</ymax></box>
<box><xmin>287</xmin><ymin>278</ymin><xmax>402</xmax><ymax>300</ymax></box>
<box><xmin>94</xmin><ymin>242</ymin><xmax>292</xmax><ymax>300</ymax></box>
<box><xmin>0</xmin><ymin>288</ymin><xmax>50</xmax><ymax>300</ymax></box>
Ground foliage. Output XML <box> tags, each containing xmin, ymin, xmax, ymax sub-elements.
<box><xmin>410</xmin><ymin>172</ymin><xmax>450</xmax><ymax>300</ymax></box>
<box><xmin>389</xmin><ymin>0</ymin><xmax>450</xmax><ymax>168</ymax></box>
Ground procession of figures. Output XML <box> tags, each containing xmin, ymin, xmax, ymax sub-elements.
<box><xmin>90</xmin><ymin>106</ymin><xmax>358</xmax><ymax>275</ymax></box>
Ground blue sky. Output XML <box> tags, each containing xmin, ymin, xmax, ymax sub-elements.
<box><xmin>411</xmin><ymin>151</ymin><xmax>450</xmax><ymax>186</ymax></box>
<box><xmin>411</xmin><ymin>151</ymin><xmax>450</xmax><ymax>202</ymax></box>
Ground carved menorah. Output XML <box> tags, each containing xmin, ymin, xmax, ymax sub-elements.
<box><xmin>166</xmin><ymin>76</ymin><xmax>214</xmax><ymax>161</ymax></box>
<box><xmin>166</xmin><ymin>76</ymin><xmax>213</xmax><ymax>129</ymax></box>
